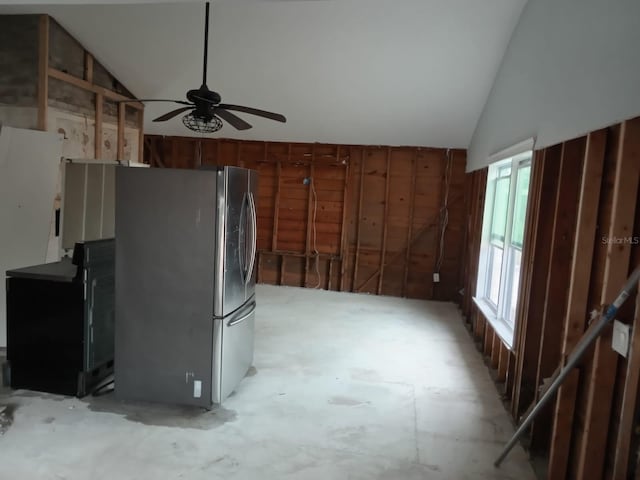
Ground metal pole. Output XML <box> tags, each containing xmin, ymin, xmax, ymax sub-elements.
<box><xmin>495</xmin><ymin>266</ymin><xmax>640</xmax><ymax>467</ymax></box>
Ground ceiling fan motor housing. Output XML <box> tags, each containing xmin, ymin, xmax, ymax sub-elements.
<box><xmin>186</xmin><ymin>86</ymin><xmax>221</xmax><ymax>104</ymax></box>
<box><xmin>186</xmin><ymin>85</ymin><xmax>221</xmax><ymax>119</ymax></box>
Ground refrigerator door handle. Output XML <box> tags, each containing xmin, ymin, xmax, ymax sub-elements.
<box><xmin>245</xmin><ymin>192</ymin><xmax>257</xmax><ymax>285</ymax></box>
<box><xmin>227</xmin><ymin>300</ymin><xmax>256</xmax><ymax>327</ymax></box>
<box><xmin>238</xmin><ymin>192</ymin><xmax>249</xmax><ymax>284</ymax></box>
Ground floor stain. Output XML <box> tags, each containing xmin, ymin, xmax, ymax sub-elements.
<box><xmin>0</xmin><ymin>403</ymin><xmax>17</xmax><ymax>435</ymax></box>
<box><xmin>43</xmin><ymin>416</ymin><xmax>55</xmax><ymax>424</ymax></box>
<box><xmin>84</xmin><ymin>396</ymin><xmax>237</xmax><ymax>430</ymax></box>
<box><xmin>382</xmin><ymin>463</ymin><xmax>443</xmax><ymax>478</ymax></box>
<box><xmin>201</xmin><ymin>454</ymin><xmax>240</xmax><ymax>471</ymax></box>
<box><xmin>245</xmin><ymin>366</ymin><xmax>258</xmax><ymax>377</ymax></box>
<box><xmin>349</xmin><ymin>368</ymin><xmax>383</xmax><ymax>383</ymax></box>
<box><xmin>286</xmin><ymin>460</ymin><xmax>319</xmax><ymax>475</ymax></box>
<box><xmin>328</xmin><ymin>395</ymin><xmax>370</xmax><ymax>406</ymax></box>
<box><xmin>12</xmin><ymin>391</ymin><xmax>68</xmax><ymax>402</ymax></box>
<box><xmin>330</xmin><ymin>425</ymin><xmax>368</xmax><ymax>443</ymax></box>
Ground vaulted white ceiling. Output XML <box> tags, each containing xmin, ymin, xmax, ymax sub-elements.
<box><xmin>0</xmin><ymin>0</ymin><xmax>527</xmax><ymax>148</ymax></box>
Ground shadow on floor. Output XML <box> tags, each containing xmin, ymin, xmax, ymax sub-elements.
<box><xmin>83</xmin><ymin>387</ymin><xmax>237</xmax><ymax>430</ymax></box>
<box><xmin>4</xmin><ymin>373</ymin><xmax>237</xmax><ymax>431</ymax></box>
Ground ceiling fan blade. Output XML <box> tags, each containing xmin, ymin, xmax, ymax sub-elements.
<box><xmin>218</xmin><ymin>104</ymin><xmax>286</xmax><ymax>123</ymax></box>
<box><xmin>153</xmin><ymin>106</ymin><xmax>195</xmax><ymax>122</ymax></box>
<box><xmin>214</xmin><ymin>108</ymin><xmax>252</xmax><ymax>130</ymax></box>
<box><xmin>119</xmin><ymin>99</ymin><xmax>194</xmax><ymax>106</ymax></box>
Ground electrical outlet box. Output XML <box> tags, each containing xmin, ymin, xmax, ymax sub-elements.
<box><xmin>612</xmin><ymin>320</ymin><xmax>630</xmax><ymax>358</ymax></box>
<box><xmin>433</xmin><ymin>273</ymin><xmax>440</xmax><ymax>283</ymax></box>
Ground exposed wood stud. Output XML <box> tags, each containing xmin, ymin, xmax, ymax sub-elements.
<box><xmin>84</xmin><ymin>52</ymin><xmax>93</xmax><ymax>83</ymax></box>
<box><xmin>475</xmin><ymin>311</ymin><xmax>485</xmax><ymax>342</ymax></box>
<box><xmin>37</xmin><ymin>15</ymin><xmax>49</xmax><ymax>131</ymax></box>
<box><xmin>484</xmin><ymin>325</ymin><xmax>492</xmax><ymax>356</ymax></box>
<box><xmin>506</xmin><ymin>352</ymin><xmax>517</xmax><ymax>400</ymax></box>
<box><xmin>279</xmin><ymin>256</ymin><xmax>286</xmax><ymax>286</ymax></box>
<box><xmin>352</xmin><ymin>149</ymin><xmax>366</xmax><ymax>292</ymax></box>
<box><xmin>355</xmin><ymin>193</ymin><xmax>463</xmax><ymax>293</ymax></box>
<box><xmin>491</xmin><ymin>332</ymin><xmax>500</xmax><ymax>369</ymax></box>
<box><xmin>465</xmin><ymin>171</ymin><xmax>487</xmax><ymax>339</ymax></box>
<box><xmin>171</xmin><ymin>139</ymin><xmax>177</xmax><ymax>170</ymax></box>
<box><xmin>512</xmin><ymin>148</ymin><xmax>561</xmax><ymax>420</ymax></box>
<box><xmin>377</xmin><ymin>147</ymin><xmax>392</xmax><ymax>295</ymax></box>
<box><xmin>431</xmin><ymin>150</ymin><xmax>449</xmax><ymax>299</ymax></box>
<box><xmin>272</xmin><ymin>158</ymin><xmax>282</xmax><ymax>251</ymax></box>
<box><xmin>547</xmin><ymin>129</ymin><xmax>607</xmax><ymax>479</ymax></box>
<box><xmin>403</xmin><ymin>151</ymin><xmax>418</xmax><ymax>297</ymax></box>
<box><xmin>338</xmin><ymin>147</ymin><xmax>350</xmax><ymax>292</ymax></box>
<box><xmin>117</xmin><ymin>103</ymin><xmax>126</xmax><ymax>161</ymax></box>
<box><xmin>94</xmin><ymin>93</ymin><xmax>103</xmax><ymax>159</ymax></box>
<box><xmin>531</xmin><ymin>137</ymin><xmax>585</xmax><ymax>451</ymax></box>
<box><xmin>137</xmin><ymin>108</ymin><xmax>144</xmax><ymax>163</ymax></box>
<box><xmin>236</xmin><ymin>142</ymin><xmax>244</xmax><ymax>168</ymax></box>
<box><xmin>613</xmin><ymin>279</ymin><xmax>640</xmax><ymax>479</ymax></box>
<box><xmin>498</xmin><ymin>343</ymin><xmax>509</xmax><ymax>382</ymax></box>
<box><xmin>304</xmin><ymin>146</ymin><xmax>316</xmax><ymax>287</ymax></box>
<box><xmin>48</xmin><ymin>67</ymin><xmax>143</xmax><ymax>108</ymax></box>
<box><xmin>148</xmin><ymin>137</ymin><xmax>164</xmax><ymax>167</ymax></box>
<box><xmin>464</xmin><ymin>169</ymin><xmax>487</xmax><ymax>328</ymax></box>
<box><xmin>458</xmin><ymin>160</ymin><xmax>472</xmax><ymax>309</ymax></box>
<box><xmin>576</xmin><ymin>118</ymin><xmax>640</xmax><ymax>480</ymax></box>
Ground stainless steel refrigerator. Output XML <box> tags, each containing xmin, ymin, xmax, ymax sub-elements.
<box><xmin>114</xmin><ymin>166</ymin><xmax>257</xmax><ymax>407</ymax></box>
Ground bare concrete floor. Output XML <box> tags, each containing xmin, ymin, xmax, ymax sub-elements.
<box><xmin>0</xmin><ymin>285</ymin><xmax>535</xmax><ymax>479</ymax></box>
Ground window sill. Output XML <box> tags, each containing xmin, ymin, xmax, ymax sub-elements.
<box><xmin>472</xmin><ymin>297</ymin><xmax>514</xmax><ymax>350</ymax></box>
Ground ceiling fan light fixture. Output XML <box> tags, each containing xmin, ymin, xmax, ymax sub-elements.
<box><xmin>182</xmin><ymin>112</ymin><xmax>223</xmax><ymax>133</ymax></box>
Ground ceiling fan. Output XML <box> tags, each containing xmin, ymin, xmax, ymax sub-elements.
<box><xmin>122</xmin><ymin>2</ymin><xmax>286</xmax><ymax>133</ymax></box>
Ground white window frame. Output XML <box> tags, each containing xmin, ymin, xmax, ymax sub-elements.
<box><xmin>474</xmin><ymin>139</ymin><xmax>534</xmax><ymax>348</ymax></box>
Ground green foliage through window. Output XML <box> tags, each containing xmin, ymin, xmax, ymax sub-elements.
<box><xmin>511</xmin><ymin>165</ymin><xmax>531</xmax><ymax>248</ymax></box>
<box><xmin>490</xmin><ymin>177</ymin><xmax>510</xmax><ymax>245</ymax></box>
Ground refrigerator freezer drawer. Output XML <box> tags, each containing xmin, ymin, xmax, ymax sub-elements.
<box><xmin>212</xmin><ymin>298</ymin><xmax>256</xmax><ymax>404</ymax></box>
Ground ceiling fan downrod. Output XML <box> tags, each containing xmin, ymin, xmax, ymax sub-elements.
<box><xmin>202</xmin><ymin>2</ymin><xmax>210</xmax><ymax>87</ymax></box>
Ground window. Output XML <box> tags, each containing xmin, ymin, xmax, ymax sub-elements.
<box><xmin>474</xmin><ymin>148</ymin><xmax>532</xmax><ymax>348</ymax></box>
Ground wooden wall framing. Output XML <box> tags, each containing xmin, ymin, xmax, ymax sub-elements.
<box><xmin>144</xmin><ymin>136</ymin><xmax>467</xmax><ymax>301</ymax></box>
<box><xmin>34</xmin><ymin>15</ymin><xmax>142</xmax><ymax>160</ymax></box>
<box><xmin>459</xmin><ymin>115</ymin><xmax>640</xmax><ymax>480</ymax></box>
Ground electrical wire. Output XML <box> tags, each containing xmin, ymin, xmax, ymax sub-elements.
<box><xmin>311</xmin><ymin>179</ymin><xmax>322</xmax><ymax>288</ymax></box>
<box><xmin>435</xmin><ymin>149</ymin><xmax>453</xmax><ymax>275</ymax></box>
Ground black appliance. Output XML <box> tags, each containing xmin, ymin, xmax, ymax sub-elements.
<box><xmin>4</xmin><ymin>239</ymin><xmax>115</xmax><ymax>397</ymax></box>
